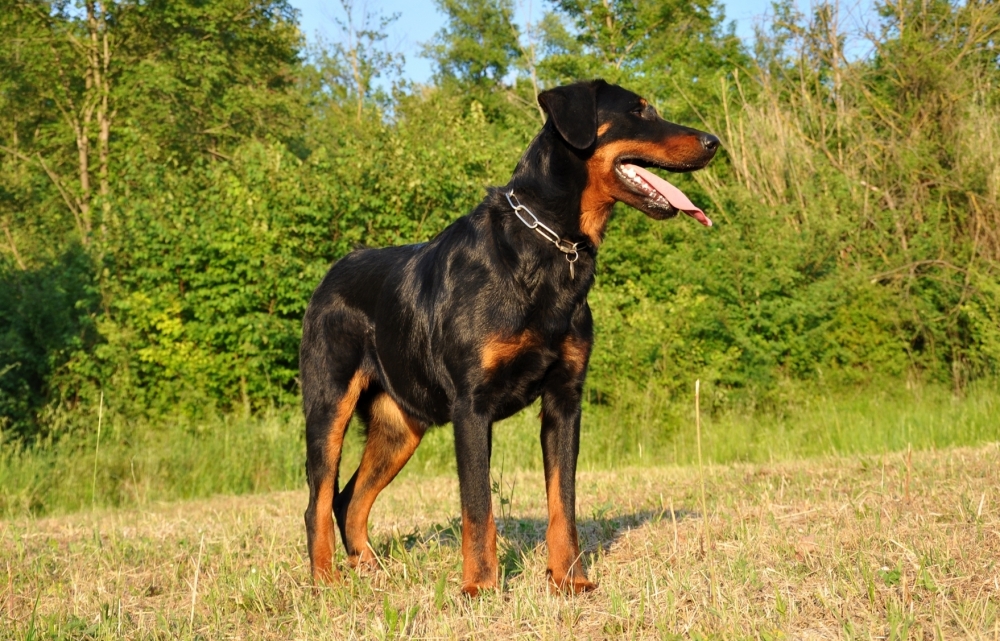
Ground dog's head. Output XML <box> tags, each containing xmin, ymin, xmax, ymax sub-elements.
<box><xmin>538</xmin><ymin>80</ymin><xmax>719</xmax><ymax>244</ymax></box>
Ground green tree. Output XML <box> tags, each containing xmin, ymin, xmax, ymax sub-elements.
<box><xmin>0</xmin><ymin>1</ymin><xmax>115</xmax><ymax>250</ymax></box>
<box><xmin>420</xmin><ymin>0</ymin><xmax>541</xmax><ymax>126</ymax></box>
<box><xmin>0</xmin><ymin>0</ymin><xmax>306</xmax><ymax>438</ymax></box>
<box><xmin>300</xmin><ymin>0</ymin><xmax>404</xmax><ymax>125</ymax></box>
<box><xmin>540</xmin><ymin>0</ymin><xmax>744</xmax><ymax>118</ymax></box>
<box><xmin>424</xmin><ymin>0</ymin><xmax>522</xmax><ymax>88</ymax></box>
<box><xmin>2</xmin><ymin>0</ymin><xmax>999</xmax><ymax>448</ymax></box>
<box><xmin>112</xmin><ymin>0</ymin><xmax>304</xmax><ymax>165</ymax></box>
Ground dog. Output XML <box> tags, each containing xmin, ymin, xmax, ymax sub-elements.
<box><xmin>300</xmin><ymin>79</ymin><xmax>719</xmax><ymax>596</ymax></box>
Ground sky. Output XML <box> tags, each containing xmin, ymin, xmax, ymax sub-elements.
<box><xmin>288</xmin><ymin>0</ymin><xmax>786</xmax><ymax>83</ymax></box>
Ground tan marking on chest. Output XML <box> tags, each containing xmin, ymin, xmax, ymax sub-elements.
<box><xmin>481</xmin><ymin>330</ymin><xmax>542</xmax><ymax>371</ymax></box>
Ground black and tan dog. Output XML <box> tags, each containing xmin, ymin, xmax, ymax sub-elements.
<box><xmin>301</xmin><ymin>79</ymin><xmax>719</xmax><ymax>596</ymax></box>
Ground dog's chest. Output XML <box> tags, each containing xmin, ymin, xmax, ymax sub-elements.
<box><xmin>472</xmin><ymin>337</ymin><xmax>560</xmax><ymax>419</ymax></box>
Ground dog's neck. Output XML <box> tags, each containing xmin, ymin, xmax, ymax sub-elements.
<box><xmin>505</xmin><ymin>124</ymin><xmax>601</xmax><ymax>246</ymax></box>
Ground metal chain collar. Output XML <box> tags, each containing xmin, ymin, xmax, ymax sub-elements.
<box><xmin>505</xmin><ymin>190</ymin><xmax>583</xmax><ymax>279</ymax></box>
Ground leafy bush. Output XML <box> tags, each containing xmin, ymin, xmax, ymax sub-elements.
<box><xmin>0</xmin><ymin>247</ymin><xmax>99</xmax><ymax>440</ymax></box>
<box><xmin>0</xmin><ymin>0</ymin><xmax>998</xmax><ymax>448</ymax></box>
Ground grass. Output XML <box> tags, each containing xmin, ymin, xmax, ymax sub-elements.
<box><xmin>1</xmin><ymin>379</ymin><xmax>998</xmax><ymax>518</ymax></box>
<box><xmin>2</xmin><ymin>443</ymin><xmax>999</xmax><ymax>638</ymax></box>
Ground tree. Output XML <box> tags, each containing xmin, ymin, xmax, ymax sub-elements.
<box><xmin>423</xmin><ymin>0</ymin><xmax>522</xmax><ymax>88</ymax></box>
<box><xmin>0</xmin><ymin>0</ymin><xmax>304</xmax><ymax>252</ymax></box>
<box><xmin>0</xmin><ymin>0</ymin><xmax>306</xmax><ymax>439</ymax></box>
<box><xmin>0</xmin><ymin>1</ymin><xmax>115</xmax><ymax>248</ymax></box>
<box><xmin>540</xmin><ymin>0</ymin><xmax>744</xmax><ymax>117</ymax></box>
<box><xmin>112</xmin><ymin>0</ymin><xmax>304</xmax><ymax>165</ymax></box>
<box><xmin>301</xmin><ymin>0</ymin><xmax>404</xmax><ymax>125</ymax></box>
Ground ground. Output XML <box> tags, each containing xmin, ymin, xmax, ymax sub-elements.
<box><xmin>2</xmin><ymin>445</ymin><xmax>998</xmax><ymax>639</ymax></box>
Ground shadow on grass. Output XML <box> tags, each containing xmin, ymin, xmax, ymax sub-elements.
<box><xmin>373</xmin><ymin>507</ymin><xmax>700</xmax><ymax>586</ymax></box>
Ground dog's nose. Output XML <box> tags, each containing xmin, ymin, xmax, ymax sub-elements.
<box><xmin>700</xmin><ymin>133</ymin><xmax>720</xmax><ymax>151</ymax></box>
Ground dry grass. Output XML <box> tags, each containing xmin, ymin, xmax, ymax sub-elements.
<box><xmin>2</xmin><ymin>444</ymin><xmax>999</xmax><ymax>639</ymax></box>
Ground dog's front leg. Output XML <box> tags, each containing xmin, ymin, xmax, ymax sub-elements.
<box><xmin>452</xmin><ymin>403</ymin><xmax>498</xmax><ymax>596</ymax></box>
<box><xmin>540</xmin><ymin>383</ymin><xmax>597</xmax><ymax>594</ymax></box>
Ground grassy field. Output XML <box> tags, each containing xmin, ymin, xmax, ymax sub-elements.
<box><xmin>3</xmin><ymin>442</ymin><xmax>999</xmax><ymax>639</ymax></box>
<box><xmin>2</xmin><ymin>380</ymin><xmax>998</xmax><ymax>518</ymax></box>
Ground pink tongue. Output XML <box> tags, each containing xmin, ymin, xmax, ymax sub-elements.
<box><xmin>624</xmin><ymin>164</ymin><xmax>713</xmax><ymax>227</ymax></box>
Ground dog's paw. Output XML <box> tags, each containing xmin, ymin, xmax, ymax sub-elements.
<box><xmin>346</xmin><ymin>546</ymin><xmax>378</xmax><ymax>570</ymax></box>
<box><xmin>311</xmin><ymin>566</ymin><xmax>343</xmax><ymax>586</ymax></box>
<box><xmin>547</xmin><ymin>572</ymin><xmax>597</xmax><ymax>595</ymax></box>
<box><xmin>460</xmin><ymin>580</ymin><xmax>498</xmax><ymax>597</ymax></box>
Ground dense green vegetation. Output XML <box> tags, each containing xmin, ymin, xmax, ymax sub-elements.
<box><xmin>3</xmin><ymin>379</ymin><xmax>998</xmax><ymax>516</ymax></box>
<box><xmin>1</xmin><ymin>0</ymin><xmax>998</xmax><ymax>515</ymax></box>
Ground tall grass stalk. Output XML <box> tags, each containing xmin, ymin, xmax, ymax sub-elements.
<box><xmin>90</xmin><ymin>392</ymin><xmax>103</xmax><ymax>509</ymax></box>
<box><xmin>694</xmin><ymin>380</ymin><xmax>716</xmax><ymax>607</ymax></box>
<box><xmin>189</xmin><ymin>533</ymin><xmax>204</xmax><ymax>630</ymax></box>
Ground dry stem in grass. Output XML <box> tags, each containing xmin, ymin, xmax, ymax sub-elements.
<box><xmin>2</xmin><ymin>445</ymin><xmax>999</xmax><ymax>639</ymax></box>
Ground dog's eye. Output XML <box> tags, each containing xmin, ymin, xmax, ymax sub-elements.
<box><xmin>631</xmin><ymin>106</ymin><xmax>646</xmax><ymax>117</ymax></box>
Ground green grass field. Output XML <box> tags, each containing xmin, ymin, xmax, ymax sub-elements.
<box><xmin>1</xmin><ymin>380</ymin><xmax>997</xmax><ymax>518</ymax></box>
<box><xmin>2</xmin><ymin>381</ymin><xmax>999</xmax><ymax>638</ymax></box>
<box><xmin>3</xmin><ymin>444</ymin><xmax>998</xmax><ymax>639</ymax></box>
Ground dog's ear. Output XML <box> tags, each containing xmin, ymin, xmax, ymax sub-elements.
<box><xmin>538</xmin><ymin>80</ymin><xmax>604</xmax><ymax>150</ymax></box>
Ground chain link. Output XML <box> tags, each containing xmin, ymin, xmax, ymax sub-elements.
<box><xmin>505</xmin><ymin>191</ymin><xmax>582</xmax><ymax>270</ymax></box>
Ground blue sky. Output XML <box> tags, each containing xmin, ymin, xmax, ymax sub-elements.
<box><xmin>288</xmin><ymin>0</ymin><xmax>786</xmax><ymax>83</ymax></box>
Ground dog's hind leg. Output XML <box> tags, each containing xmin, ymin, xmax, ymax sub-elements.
<box><xmin>301</xmin><ymin>311</ymin><xmax>370</xmax><ymax>583</ymax></box>
<box><xmin>334</xmin><ymin>392</ymin><xmax>426</xmax><ymax>568</ymax></box>
<box><xmin>303</xmin><ymin>369</ymin><xmax>367</xmax><ymax>583</ymax></box>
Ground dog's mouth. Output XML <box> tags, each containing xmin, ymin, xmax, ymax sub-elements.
<box><xmin>614</xmin><ymin>162</ymin><xmax>712</xmax><ymax>227</ymax></box>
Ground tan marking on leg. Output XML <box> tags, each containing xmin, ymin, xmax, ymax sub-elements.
<box><xmin>560</xmin><ymin>335</ymin><xmax>590</xmax><ymax>377</ymax></box>
<box><xmin>461</xmin><ymin>507</ymin><xmax>499</xmax><ymax>597</ymax></box>
<box><xmin>311</xmin><ymin>370</ymin><xmax>368</xmax><ymax>583</ymax></box>
<box><xmin>481</xmin><ymin>330</ymin><xmax>541</xmax><ymax>372</ymax></box>
<box><xmin>311</xmin><ymin>481</ymin><xmax>338</xmax><ymax>583</ymax></box>
<box><xmin>545</xmin><ymin>467</ymin><xmax>596</xmax><ymax>594</ymax></box>
<box><xmin>544</xmin><ymin>468</ymin><xmax>575</xmax><ymax>579</ymax></box>
<box><xmin>324</xmin><ymin>371</ymin><xmax>369</xmax><ymax>463</ymax></box>
<box><xmin>343</xmin><ymin>393</ymin><xmax>424</xmax><ymax>568</ymax></box>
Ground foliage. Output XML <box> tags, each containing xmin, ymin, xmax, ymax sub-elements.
<box><xmin>421</xmin><ymin>0</ymin><xmax>542</xmax><ymax>124</ymax></box>
<box><xmin>0</xmin><ymin>0</ymin><xmax>998</xmax><ymax>467</ymax></box>
<box><xmin>0</xmin><ymin>247</ymin><xmax>98</xmax><ymax>440</ymax></box>
<box><xmin>537</xmin><ymin>0</ymin><xmax>745</xmax><ymax>122</ymax></box>
<box><xmin>424</xmin><ymin>0</ymin><xmax>522</xmax><ymax>87</ymax></box>
<box><xmin>301</xmin><ymin>0</ymin><xmax>405</xmax><ymax>122</ymax></box>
